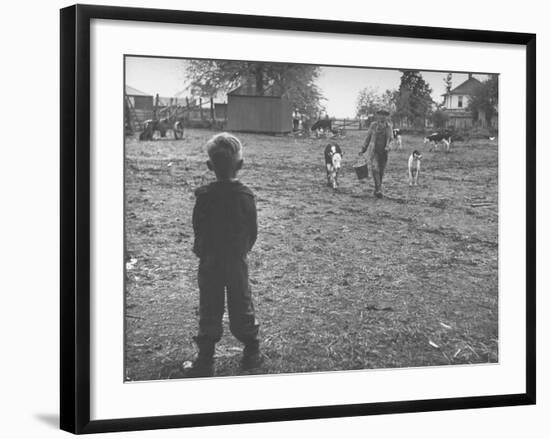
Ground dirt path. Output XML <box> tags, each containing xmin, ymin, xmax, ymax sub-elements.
<box><xmin>124</xmin><ymin>129</ymin><xmax>498</xmax><ymax>381</ymax></box>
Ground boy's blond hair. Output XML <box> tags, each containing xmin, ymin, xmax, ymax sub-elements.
<box><xmin>206</xmin><ymin>132</ymin><xmax>243</xmax><ymax>162</ymax></box>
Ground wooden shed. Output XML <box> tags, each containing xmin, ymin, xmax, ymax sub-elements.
<box><xmin>227</xmin><ymin>83</ymin><xmax>292</xmax><ymax>134</ymax></box>
<box><xmin>125</xmin><ymin>85</ymin><xmax>154</xmax><ymax>112</ymax></box>
<box><xmin>125</xmin><ymin>85</ymin><xmax>154</xmax><ymax>131</ymax></box>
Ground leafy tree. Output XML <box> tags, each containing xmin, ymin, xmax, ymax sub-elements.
<box><xmin>356</xmin><ymin>86</ymin><xmax>383</xmax><ymax>118</ymax></box>
<box><xmin>467</xmin><ymin>75</ymin><xmax>498</xmax><ymax>125</ymax></box>
<box><xmin>393</xmin><ymin>71</ymin><xmax>434</xmax><ymax>129</ymax></box>
<box><xmin>381</xmin><ymin>89</ymin><xmax>397</xmax><ymax>113</ymax></box>
<box><xmin>444</xmin><ymin>73</ymin><xmax>453</xmax><ymax>94</ymax></box>
<box><xmin>269</xmin><ymin>64</ymin><xmax>325</xmax><ymax>119</ymax></box>
<box><xmin>186</xmin><ymin>60</ymin><xmax>325</xmax><ymax>119</ymax></box>
<box><xmin>186</xmin><ymin>59</ymin><xmax>248</xmax><ymax>96</ymax></box>
<box><xmin>431</xmin><ymin>109</ymin><xmax>449</xmax><ymax>129</ymax></box>
<box><xmin>356</xmin><ymin>87</ymin><xmax>398</xmax><ymax>118</ymax></box>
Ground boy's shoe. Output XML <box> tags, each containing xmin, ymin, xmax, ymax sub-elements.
<box><xmin>184</xmin><ymin>356</ymin><xmax>215</xmax><ymax>378</ymax></box>
<box><xmin>184</xmin><ymin>342</ymin><xmax>216</xmax><ymax>378</ymax></box>
<box><xmin>241</xmin><ymin>343</ymin><xmax>263</xmax><ymax>370</ymax></box>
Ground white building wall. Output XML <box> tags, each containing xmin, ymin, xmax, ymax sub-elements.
<box><xmin>445</xmin><ymin>94</ymin><xmax>470</xmax><ymax>110</ymax></box>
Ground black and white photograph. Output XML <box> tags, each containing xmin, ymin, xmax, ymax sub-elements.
<box><xmin>124</xmin><ymin>56</ymin><xmax>499</xmax><ymax>381</ymax></box>
<box><xmin>1</xmin><ymin>0</ymin><xmax>545</xmax><ymax>435</ymax></box>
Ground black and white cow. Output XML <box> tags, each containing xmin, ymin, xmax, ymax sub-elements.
<box><xmin>173</xmin><ymin>119</ymin><xmax>184</xmax><ymax>139</ymax></box>
<box><xmin>392</xmin><ymin>128</ymin><xmax>403</xmax><ymax>150</ymax></box>
<box><xmin>312</xmin><ymin>118</ymin><xmax>332</xmax><ymax>137</ymax></box>
<box><xmin>139</xmin><ymin>119</ymin><xmax>154</xmax><ymax>140</ymax></box>
<box><xmin>423</xmin><ymin>132</ymin><xmax>452</xmax><ymax>152</ymax></box>
<box><xmin>408</xmin><ymin>150</ymin><xmax>422</xmax><ymax>186</ymax></box>
<box><xmin>324</xmin><ymin>142</ymin><xmax>343</xmax><ymax>189</ymax></box>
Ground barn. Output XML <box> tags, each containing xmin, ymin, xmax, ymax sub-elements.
<box><xmin>126</xmin><ymin>85</ymin><xmax>153</xmax><ymax>112</ymax></box>
<box><xmin>227</xmin><ymin>83</ymin><xmax>292</xmax><ymax>134</ymax></box>
<box><xmin>125</xmin><ymin>85</ymin><xmax>154</xmax><ymax>131</ymax></box>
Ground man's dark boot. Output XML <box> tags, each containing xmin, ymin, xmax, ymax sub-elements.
<box><xmin>241</xmin><ymin>341</ymin><xmax>263</xmax><ymax>371</ymax></box>
<box><xmin>185</xmin><ymin>343</ymin><xmax>215</xmax><ymax>378</ymax></box>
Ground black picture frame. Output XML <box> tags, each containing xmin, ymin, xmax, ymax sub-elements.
<box><xmin>60</xmin><ymin>4</ymin><xmax>536</xmax><ymax>434</ymax></box>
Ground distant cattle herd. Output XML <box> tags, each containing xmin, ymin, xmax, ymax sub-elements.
<box><xmin>133</xmin><ymin>116</ymin><xmax>496</xmax><ymax>194</ymax></box>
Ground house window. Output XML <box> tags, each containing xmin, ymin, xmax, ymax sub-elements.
<box><xmin>458</xmin><ymin>95</ymin><xmax>463</xmax><ymax>108</ymax></box>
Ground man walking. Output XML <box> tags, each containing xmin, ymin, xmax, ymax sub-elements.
<box><xmin>359</xmin><ymin>109</ymin><xmax>393</xmax><ymax>198</ymax></box>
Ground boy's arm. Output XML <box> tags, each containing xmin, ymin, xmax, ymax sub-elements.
<box><xmin>363</xmin><ymin>126</ymin><xmax>376</xmax><ymax>164</ymax></box>
<box><xmin>250</xmin><ymin>197</ymin><xmax>258</xmax><ymax>250</ymax></box>
<box><xmin>361</xmin><ymin>126</ymin><xmax>373</xmax><ymax>154</ymax></box>
<box><xmin>192</xmin><ymin>195</ymin><xmax>205</xmax><ymax>256</ymax></box>
<box><xmin>244</xmin><ymin>195</ymin><xmax>258</xmax><ymax>251</ymax></box>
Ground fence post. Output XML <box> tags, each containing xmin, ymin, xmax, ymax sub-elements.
<box><xmin>210</xmin><ymin>97</ymin><xmax>215</xmax><ymax>125</ymax></box>
<box><xmin>154</xmin><ymin>93</ymin><xmax>159</xmax><ymax>121</ymax></box>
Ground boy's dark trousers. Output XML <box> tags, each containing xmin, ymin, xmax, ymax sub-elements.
<box><xmin>194</xmin><ymin>254</ymin><xmax>259</xmax><ymax>349</ymax></box>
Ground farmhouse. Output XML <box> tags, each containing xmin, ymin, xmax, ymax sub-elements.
<box><xmin>227</xmin><ymin>83</ymin><xmax>293</xmax><ymax>134</ymax></box>
<box><xmin>440</xmin><ymin>74</ymin><xmax>481</xmax><ymax>129</ymax></box>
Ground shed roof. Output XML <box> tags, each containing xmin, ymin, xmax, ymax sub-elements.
<box><xmin>125</xmin><ymin>85</ymin><xmax>153</xmax><ymax>97</ymax></box>
<box><xmin>443</xmin><ymin>77</ymin><xmax>482</xmax><ymax>96</ymax></box>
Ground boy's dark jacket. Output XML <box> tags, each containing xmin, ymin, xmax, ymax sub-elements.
<box><xmin>192</xmin><ymin>180</ymin><xmax>257</xmax><ymax>258</ymax></box>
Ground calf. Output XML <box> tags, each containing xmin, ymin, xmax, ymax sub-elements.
<box><xmin>139</xmin><ymin>119</ymin><xmax>168</xmax><ymax>140</ymax></box>
<box><xmin>173</xmin><ymin>119</ymin><xmax>184</xmax><ymax>139</ymax></box>
<box><xmin>408</xmin><ymin>150</ymin><xmax>422</xmax><ymax>186</ymax></box>
<box><xmin>392</xmin><ymin>128</ymin><xmax>403</xmax><ymax>150</ymax></box>
<box><xmin>424</xmin><ymin>132</ymin><xmax>452</xmax><ymax>152</ymax></box>
<box><xmin>324</xmin><ymin>142</ymin><xmax>343</xmax><ymax>189</ymax></box>
<box><xmin>312</xmin><ymin>118</ymin><xmax>332</xmax><ymax>136</ymax></box>
<box><xmin>139</xmin><ymin>120</ymin><xmax>154</xmax><ymax>140</ymax></box>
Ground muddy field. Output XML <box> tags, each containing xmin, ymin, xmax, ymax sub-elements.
<box><xmin>124</xmin><ymin>128</ymin><xmax>498</xmax><ymax>381</ymax></box>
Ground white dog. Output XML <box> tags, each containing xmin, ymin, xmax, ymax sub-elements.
<box><xmin>408</xmin><ymin>150</ymin><xmax>422</xmax><ymax>186</ymax></box>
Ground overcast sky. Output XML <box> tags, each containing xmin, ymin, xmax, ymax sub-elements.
<box><xmin>126</xmin><ymin>57</ymin><xmax>488</xmax><ymax>118</ymax></box>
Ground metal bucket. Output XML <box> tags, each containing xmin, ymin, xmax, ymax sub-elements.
<box><xmin>353</xmin><ymin>162</ymin><xmax>369</xmax><ymax>180</ymax></box>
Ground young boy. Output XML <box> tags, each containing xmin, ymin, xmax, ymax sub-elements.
<box><xmin>186</xmin><ymin>133</ymin><xmax>261</xmax><ymax>377</ymax></box>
